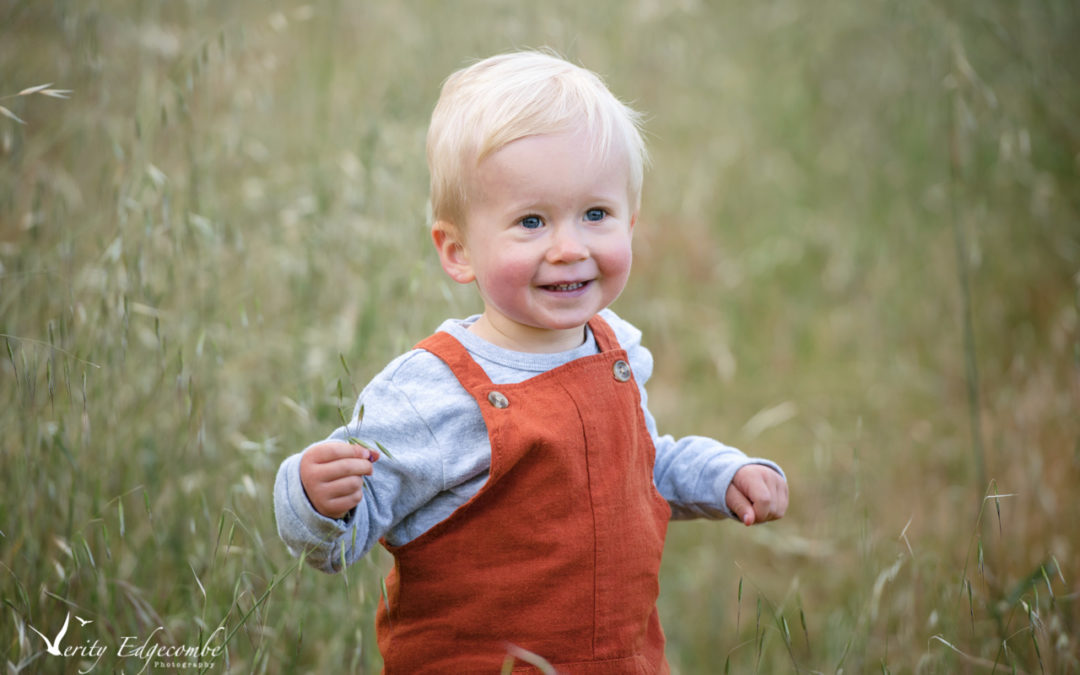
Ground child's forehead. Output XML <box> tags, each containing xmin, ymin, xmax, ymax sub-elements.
<box><xmin>466</xmin><ymin>131</ymin><xmax>634</xmax><ymax>208</ymax></box>
<box><xmin>477</xmin><ymin>128</ymin><xmax>631</xmax><ymax>174</ymax></box>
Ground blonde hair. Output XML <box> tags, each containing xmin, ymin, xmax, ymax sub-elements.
<box><xmin>427</xmin><ymin>50</ymin><xmax>647</xmax><ymax>226</ymax></box>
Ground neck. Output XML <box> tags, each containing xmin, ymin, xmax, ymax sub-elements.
<box><xmin>468</xmin><ymin>315</ymin><xmax>588</xmax><ymax>353</ymax></box>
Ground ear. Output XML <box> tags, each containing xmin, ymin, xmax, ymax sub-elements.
<box><xmin>432</xmin><ymin>220</ymin><xmax>475</xmax><ymax>284</ymax></box>
<box><xmin>629</xmin><ymin>210</ymin><xmax>638</xmax><ymax>234</ymax></box>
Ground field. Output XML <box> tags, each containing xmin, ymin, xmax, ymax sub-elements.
<box><xmin>2</xmin><ymin>0</ymin><xmax>1078</xmax><ymax>672</ymax></box>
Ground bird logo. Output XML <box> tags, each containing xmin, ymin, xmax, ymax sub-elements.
<box><xmin>28</xmin><ymin>612</ymin><xmax>70</xmax><ymax>656</ymax></box>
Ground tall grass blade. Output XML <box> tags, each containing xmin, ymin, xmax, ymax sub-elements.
<box><xmin>947</xmin><ymin>66</ymin><xmax>987</xmax><ymax>498</ymax></box>
<box><xmin>374</xmin><ymin>440</ymin><xmax>394</xmax><ymax>460</ymax></box>
<box><xmin>736</xmin><ymin>576</ymin><xmax>743</xmax><ymax>634</ymax></box>
<box><xmin>190</xmin><ymin>562</ymin><xmax>207</xmax><ymax>600</ymax></box>
<box><xmin>503</xmin><ymin>644</ymin><xmax>557</xmax><ymax>674</ymax></box>
<box><xmin>799</xmin><ymin>604</ymin><xmax>809</xmax><ymax>652</ymax></box>
<box><xmin>0</xmin><ymin>105</ymin><xmax>26</xmax><ymax>124</ymax></box>
<box><xmin>17</xmin><ymin>83</ymin><xmax>53</xmax><ymax>96</ymax></box>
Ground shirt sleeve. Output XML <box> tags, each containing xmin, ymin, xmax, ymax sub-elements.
<box><xmin>609</xmin><ymin>311</ymin><xmax>785</xmax><ymax>521</ymax></box>
<box><xmin>273</xmin><ymin>352</ymin><xmax>455</xmax><ymax>573</ymax></box>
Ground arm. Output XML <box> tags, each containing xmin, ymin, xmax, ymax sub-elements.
<box><xmin>649</xmin><ymin>426</ymin><xmax>785</xmax><ymax>522</ymax></box>
<box><xmin>273</xmin><ymin>353</ymin><xmax>452</xmax><ymax>573</ymax></box>
<box><xmin>606</xmin><ymin>310</ymin><xmax>787</xmax><ymax>522</ymax></box>
<box><xmin>274</xmin><ymin>449</ymin><xmax>366</xmax><ymax>573</ymax></box>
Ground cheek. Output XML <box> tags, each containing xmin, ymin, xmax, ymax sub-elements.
<box><xmin>475</xmin><ymin>250</ymin><xmax>536</xmax><ymax>297</ymax></box>
<box><xmin>600</xmin><ymin>238</ymin><xmax>634</xmax><ymax>282</ymax></box>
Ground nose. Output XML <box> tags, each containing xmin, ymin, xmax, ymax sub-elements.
<box><xmin>546</xmin><ymin>223</ymin><xmax>589</xmax><ymax>263</ymax></box>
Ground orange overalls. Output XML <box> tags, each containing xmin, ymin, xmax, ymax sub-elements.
<box><xmin>376</xmin><ymin>316</ymin><xmax>671</xmax><ymax>674</ymax></box>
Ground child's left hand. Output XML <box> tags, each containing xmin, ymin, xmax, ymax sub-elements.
<box><xmin>726</xmin><ymin>465</ymin><xmax>788</xmax><ymax>526</ymax></box>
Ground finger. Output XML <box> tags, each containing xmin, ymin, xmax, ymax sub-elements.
<box><xmin>725</xmin><ymin>483</ymin><xmax>755</xmax><ymax>526</ymax></box>
<box><xmin>775</xmin><ymin>480</ymin><xmax>789</xmax><ymax>519</ymax></box>
<box><xmin>351</xmin><ymin>444</ymin><xmax>376</xmax><ymax>461</ymax></box>
<box><xmin>311</xmin><ymin>458</ymin><xmax>375</xmax><ymax>483</ymax></box>
<box><xmin>754</xmin><ymin>500</ymin><xmax>772</xmax><ymax>524</ymax></box>
<box><xmin>309</xmin><ymin>476</ymin><xmax>366</xmax><ymax>519</ymax></box>
<box><xmin>319</xmin><ymin>488</ymin><xmax>365</xmax><ymax>520</ymax></box>
<box><xmin>318</xmin><ymin>441</ymin><xmax>382</xmax><ymax>463</ymax></box>
<box><xmin>304</xmin><ymin>441</ymin><xmax>360</xmax><ymax>464</ymax></box>
<box><xmin>321</xmin><ymin>474</ymin><xmax>368</xmax><ymax>500</ymax></box>
<box><xmin>768</xmin><ymin>473</ymin><xmax>794</xmax><ymax>520</ymax></box>
<box><xmin>741</xmin><ymin>478</ymin><xmax>773</xmax><ymax>524</ymax></box>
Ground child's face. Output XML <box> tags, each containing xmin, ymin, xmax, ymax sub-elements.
<box><xmin>434</xmin><ymin>128</ymin><xmax>636</xmax><ymax>352</ymax></box>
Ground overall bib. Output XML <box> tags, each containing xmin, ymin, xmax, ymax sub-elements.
<box><xmin>376</xmin><ymin>316</ymin><xmax>671</xmax><ymax>674</ymax></box>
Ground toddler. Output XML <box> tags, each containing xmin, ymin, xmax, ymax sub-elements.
<box><xmin>274</xmin><ymin>50</ymin><xmax>788</xmax><ymax>674</ymax></box>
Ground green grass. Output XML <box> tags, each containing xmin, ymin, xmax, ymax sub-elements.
<box><xmin>2</xmin><ymin>0</ymin><xmax>1078</xmax><ymax>672</ymax></box>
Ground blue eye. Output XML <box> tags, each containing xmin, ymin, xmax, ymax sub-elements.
<box><xmin>520</xmin><ymin>215</ymin><xmax>543</xmax><ymax>229</ymax></box>
<box><xmin>585</xmin><ymin>208</ymin><xmax>606</xmax><ymax>222</ymax></box>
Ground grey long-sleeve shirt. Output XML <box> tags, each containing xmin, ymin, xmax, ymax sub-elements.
<box><xmin>274</xmin><ymin>309</ymin><xmax>783</xmax><ymax>572</ymax></box>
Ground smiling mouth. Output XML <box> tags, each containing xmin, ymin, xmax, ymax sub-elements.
<box><xmin>541</xmin><ymin>281</ymin><xmax>589</xmax><ymax>291</ymax></box>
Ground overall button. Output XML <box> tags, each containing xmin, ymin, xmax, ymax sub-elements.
<box><xmin>487</xmin><ymin>391</ymin><xmax>509</xmax><ymax>408</ymax></box>
<box><xmin>612</xmin><ymin>360</ymin><xmax>632</xmax><ymax>382</ymax></box>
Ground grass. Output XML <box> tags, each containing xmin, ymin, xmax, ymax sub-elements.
<box><xmin>2</xmin><ymin>0</ymin><xmax>1078</xmax><ymax>672</ymax></box>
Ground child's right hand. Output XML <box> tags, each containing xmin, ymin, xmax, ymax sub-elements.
<box><xmin>299</xmin><ymin>441</ymin><xmax>380</xmax><ymax>520</ymax></box>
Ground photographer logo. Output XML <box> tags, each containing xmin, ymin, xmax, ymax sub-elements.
<box><xmin>24</xmin><ymin>611</ymin><xmax>224</xmax><ymax>673</ymax></box>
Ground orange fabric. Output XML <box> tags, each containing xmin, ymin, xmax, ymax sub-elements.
<box><xmin>376</xmin><ymin>316</ymin><xmax>671</xmax><ymax>674</ymax></box>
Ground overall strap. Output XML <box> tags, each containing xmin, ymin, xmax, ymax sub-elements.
<box><xmin>587</xmin><ymin>315</ymin><xmax>622</xmax><ymax>353</ymax></box>
<box><xmin>413</xmin><ymin>331</ymin><xmax>493</xmax><ymax>394</ymax></box>
<box><xmin>417</xmin><ymin>317</ymin><xmax>621</xmax><ymax>391</ymax></box>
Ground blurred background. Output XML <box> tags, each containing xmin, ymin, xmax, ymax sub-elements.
<box><xmin>2</xmin><ymin>0</ymin><xmax>1077</xmax><ymax>672</ymax></box>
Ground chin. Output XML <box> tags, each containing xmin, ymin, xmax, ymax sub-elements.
<box><xmin>536</xmin><ymin>313</ymin><xmax>599</xmax><ymax>331</ymax></box>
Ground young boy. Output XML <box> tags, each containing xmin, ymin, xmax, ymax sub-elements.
<box><xmin>274</xmin><ymin>50</ymin><xmax>788</xmax><ymax>673</ymax></box>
